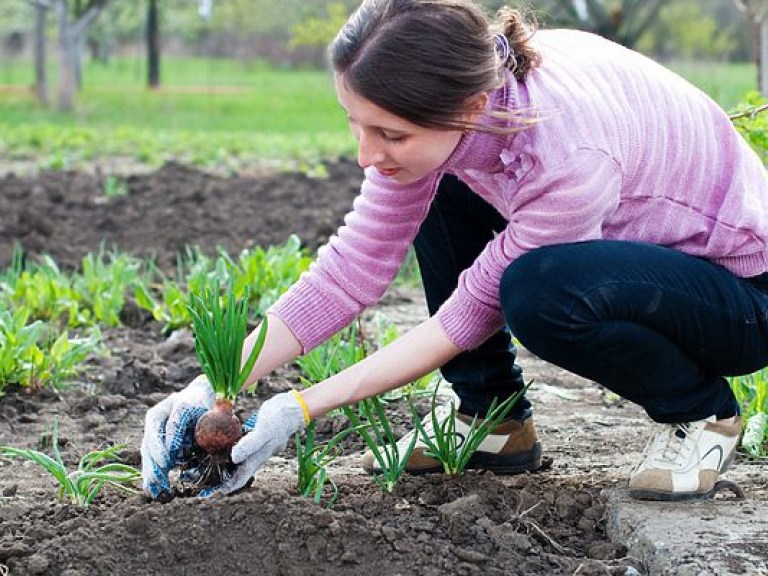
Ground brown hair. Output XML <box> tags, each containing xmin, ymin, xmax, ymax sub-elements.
<box><xmin>329</xmin><ymin>0</ymin><xmax>540</xmax><ymax>134</ymax></box>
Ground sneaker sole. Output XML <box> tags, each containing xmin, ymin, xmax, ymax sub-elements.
<box><xmin>628</xmin><ymin>487</ymin><xmax>718</xmax><ymax>501</ymax></box>
<box><xmin>467</xmin><ymin>441</ymin><xmax>543</xmax><ymax>474</ymax></box>
<box><xmin>629</xmin><ymin>452</ymin><xmax>737</xmax><ymax>502</ymax></box>
<box><xmin>363</xmin><ymin>442</ymin><xmax>544</xmax><ymax>476</ymax></box>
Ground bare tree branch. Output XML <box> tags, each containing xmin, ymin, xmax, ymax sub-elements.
<box><xmin>734</xmin><ymin>0</ymin><xmax>768</xmax><ymax>23</ymax></box>
<box><xmin>71</xmin><ymin>0</ymin><xmax>109</xmax><ymax>39</ymax></box>
<box><xmin>729</xmin><ymin>102</ymin><xmax>768</xmax><ymax>120</ymax></box>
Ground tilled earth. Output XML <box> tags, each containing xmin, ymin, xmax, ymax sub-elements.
<box><xmin>0</xmin><ymin>161</ymin><xmax>764</xmax><ymax>575</ymax></box>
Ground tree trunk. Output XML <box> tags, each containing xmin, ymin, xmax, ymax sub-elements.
<box><xmin>33</xmin><ymin>5</ymin><xmax>49</xmax><ymax>106</ymax></box>
<box><xmin>734</xmin><ymin>0</ymin><xmax>768</xmax><ymax>96</ymax></box>
<box><xmin>75</xmin><ymin>33</ymin><xmax>85</xmax><ymax>90</ymax></box>
<box><xmin>56</xmin><ymin>0</ymin><xmax>77</xmax><ymax>112</ymax></box>
<box><xmin>147</xmin><ymin>0</ymin><xmax>160</xmax><ymax>88</ymax></box>
<box><xmin>54</xmin><ymin>0</ymin><xmax>107</xmax><ymax>112</ymax></box>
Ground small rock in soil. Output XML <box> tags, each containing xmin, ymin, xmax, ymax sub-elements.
<box><xmin>25</xmin><ymin>553</ymin><xmax>50</xmax><ymax>574</ymax></box>
<box><xmin>438</xmin><ymin>493</ymin><xmax>485</xmax><ymax>519</ymax></box>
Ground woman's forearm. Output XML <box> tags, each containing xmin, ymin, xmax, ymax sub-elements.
<box><xmin>300</xmin><ymin>315</ymin><xmax>461</xmax><ymax>418</ymax></box>
<box><xmin>240</xmin><ymin>313</ymin><xmax>303</xmax><ymax>389</ymax></box>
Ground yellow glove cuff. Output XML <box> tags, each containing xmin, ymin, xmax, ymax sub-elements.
<box><xmin>291</xmin><ymin>389</ymin><xmax>311</xmax><ymax>425</ymax></box>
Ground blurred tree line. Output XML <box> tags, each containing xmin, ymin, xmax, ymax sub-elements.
<box><xmin>0</xmin><ymin>0</ymin><xmax>763</xmax><ymax>109</ymax></box>
<box><xmin>0</xmin><ymin>0</ymin><xmax>754</xmax><ymax>65</ymax></box>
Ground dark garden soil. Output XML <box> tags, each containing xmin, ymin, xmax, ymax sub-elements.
<box><xmin>0</xmin><ymin>161</ymin><xmax>765</xmax><ymax>576</ymax></box>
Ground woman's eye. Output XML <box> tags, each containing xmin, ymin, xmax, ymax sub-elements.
<box><xmin>383</xmin><ymin>133</ymin><xmax>405</xmax><ymax>142</ymax></box>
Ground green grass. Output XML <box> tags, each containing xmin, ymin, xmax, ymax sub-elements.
<box><xmin>0</xmin><ymin>57</ymin><xmax>355</xmax><ymax>170</ymax></box>
<box><xmin>0</xmin><ymin>56</ymin><xmax>758</xmax><ymax>170</ymax></box>
<box><xmin>0</xmin><ymin>57</ymin><xmax>347</xmax><ymax>132</ymax></box>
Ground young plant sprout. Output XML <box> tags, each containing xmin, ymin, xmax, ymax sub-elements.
<box><xmin>186</xmin><ymin>278</ymin><xmax>268</xmax><ymax>461</ymax></box>
<box><xmin>294</xmin><ymin>420</ymin><xmax>357</xmax><ymax>508</ymax></box>
<box><xmin>730</xmin><ymin>369</ymin><xmax>768</xmax><ymax>457</ymax></box>
<box><xmin>742</xmin><ymin>412</ymin><xmax>768</xmax><ymax>457</ymax></box>
<box><xmin>0</xmin><ymin>418</ymin><xmax>140</xmax><ymax>506</ymax></box>
<box><xmin>410</xmin><ymin>384</ymin><xmax>529</xmax><ymax>475</ymax></box>
<box><xmin>344</xmin><ymin>395</ymin><xmax>418</xmax><ymax>493</ymax></box>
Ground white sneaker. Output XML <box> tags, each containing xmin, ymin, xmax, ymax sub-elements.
<box><xmin>629</xmin><ymin>416</ymin><xmax>741</xmax><ymax>501</ymax></box>
<box><xmin>361</xmin><ymin>403</ymin><xmax>542</xmax><ymax>475</ymax></box>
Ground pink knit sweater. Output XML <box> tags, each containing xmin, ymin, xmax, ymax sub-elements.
<box><xmin>270</xmin><ymin>29</ymin><xmax>768</xmax><ymax>352</ymax></box>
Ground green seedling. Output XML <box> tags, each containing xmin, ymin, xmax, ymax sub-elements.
<box><xmin>410</xmin><ymin>384</ymin><xmax>529</xmax><ymax>475</ymax></box>
<box><xmin>74</xmin><ymin>248</ymin><xmax>140</xmax><ymax>326</ymax></box>
<box><xmin>295</xmin><ymin>420</ymin><xmax>358</xmax><ymax>508</ymax></box>
<box><xmin>370</xmin><ymin>312</ymin><xmax>438</xmax><ymax>402</ymax></box>
<box><xmin>296</xmin><ymin>321</ymin><xmax>367</xmax><ymax>389</ymax></box>
<box><xmin>135</xmin><ymin>239</ymin><xmax>305</xmax><ymax>334</ymax></box>
<box><xmin>343</xmin><ymin>395</ymin><xmax>418</xmax><ymax>493</ymax></box>
<box><xmin>186</xmin><ymin>276</ymin><xmax>267</xmax><ymax>467</ymax></box>
<box><xmin>0</xmin><ymin>419</ymin><xmax>140</xmax><ymax>506</ymax></box>
<box><xmin>742</xmin><ymin>412</ymin><xmax>768</xmax><ymax>457</ymax></box>
<box><xmin>103</xmin><ymin>175</ymin><xmax>128</xmax><ymax>198</ymax></box>
<box><xmin>220</xmin><ymin>235</ymin><xmax>311</xmax><ymax>316</ymax></box>
<box><xmin>0</xmin><ymin>242</ymin><xmax>24</xmax><ymax>290</ymax></box>
<box><xmin>0</xmin><ymin>305</ymin><xmax>100</xmax><ymax>396</ymax></box>
<box><xmin>730</xmin><ymin>368</ymin><xmax>768</xmax><ymax>457</ymax></box>
<box><xmin>4</xmin><ymin>255</ymin><xmax>81</xmax><ymax>326</ymax></box>
<box><xmin>2</xmin><ymin>246</ymin><xmax>138</xmax><ymax>329</ymax></box>
<box><xmin>134</xmin><ymin>247</ymin><xmax>220</xmax><ymax>333</ymax></box>
<box><xmin>25</xmin><ymin>327</ymin><xmax>102</xmax><ymax>392</ymax></box>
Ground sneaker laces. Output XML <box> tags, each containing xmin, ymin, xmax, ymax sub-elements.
<box><xmin>646</xmin><ymin>422</ymin><xmax>700</xmax><ymax>467</ymax></box>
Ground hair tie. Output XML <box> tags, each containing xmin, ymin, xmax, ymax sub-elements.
<box><xmin>494</xmin><ymin>33</ymin><xmax>511</xmax><ymax>64</ymax></box>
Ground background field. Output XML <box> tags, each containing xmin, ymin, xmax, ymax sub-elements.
<box><xmin>0</xmin><ymin>57</ymin><xmax>759</xmax><ymax>172</ymax></box>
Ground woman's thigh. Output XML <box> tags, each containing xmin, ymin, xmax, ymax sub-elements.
<box><xmin>500</xmin><ymin>240</ymin><xmax>768</xmax><ymax>377</ymax></box>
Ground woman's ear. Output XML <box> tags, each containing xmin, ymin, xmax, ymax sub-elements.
<box><xmin>461</xmin><ymin>92</ymin><xmax>489</xmax><ymax>125</ymax></box>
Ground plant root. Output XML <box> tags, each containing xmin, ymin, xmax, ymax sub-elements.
<box><xmin>194</xmin><ymin>453</ymin><xmax>234</xmax><ymax>489</ymax></box>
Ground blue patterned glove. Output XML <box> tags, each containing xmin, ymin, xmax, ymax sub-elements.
<box><xmin>141</xmin><ymin>375</ymin><xmax>214</xmax><ymax>498</ymax></box>
<box><xmin>200</xmin><ymin>390</ymin><xmax>308</xmax><ymax>497</ymax></box>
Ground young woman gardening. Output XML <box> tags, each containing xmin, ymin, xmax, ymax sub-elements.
<box><xmin>142</xmin><ymin>0</ymin><xmax>768</xmax><ymax>502</ymax></box>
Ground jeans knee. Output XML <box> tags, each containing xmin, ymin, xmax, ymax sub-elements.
<box><xmin>500</xmin><ymin>248</ymin><xmax>561</xmax><ymax>343</ymax></box>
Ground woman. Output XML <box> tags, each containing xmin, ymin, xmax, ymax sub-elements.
<box><xmin>142</xmin><ymin>0</ymin><xmax>768</xmax><ymax>501</ymax></box>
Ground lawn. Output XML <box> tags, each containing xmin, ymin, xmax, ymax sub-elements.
<box><xmin>0</xmin><ymin>56</ymin><xmax>760</xmax><ymax>170</ymax></box>
<box><xmin>0</xmin><ymin>57</ymin><xmax>356</xmax><ymax>170</ymax></box>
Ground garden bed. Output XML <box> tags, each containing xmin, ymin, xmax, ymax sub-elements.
<box><xmin>0</xmin><ymin>161</ymin><xmax>764</xmax><ymax>575</ymax></box>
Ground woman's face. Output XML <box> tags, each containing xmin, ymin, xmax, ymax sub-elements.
<box><xmin>335</xmin><ymin>73</ymin><xmax>465</xmax><ymax>184</ymax></box>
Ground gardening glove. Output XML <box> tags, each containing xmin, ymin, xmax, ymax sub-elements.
<box><xmin>141</xmin><ymin>375</ymin><xmax>214</xmax><ymax>498</ymax></box>
<box><xmin>200</xmin><ymin>390</ymin><xmax>309</xmax><ymax>497</ymax></box>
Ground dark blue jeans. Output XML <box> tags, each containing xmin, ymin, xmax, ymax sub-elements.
<box><xmin>414</xmin><ymin>175</ymin><xmax>531</xmax><ymax>420</ymax></box>
<box><xmin>416</xmin><ymin>175</ymin><xmax>768</xmax><ymax>423</ymax></box>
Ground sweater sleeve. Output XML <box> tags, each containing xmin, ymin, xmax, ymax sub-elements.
<box><xmin>269</xmin><ymin>169</ymin><xmax>439</xmax><ymax>353</ymax></box>
<box><xmin>437</xmin><ymin>148</ymin><xmax>623</xmax><ymax>350</ymax></box>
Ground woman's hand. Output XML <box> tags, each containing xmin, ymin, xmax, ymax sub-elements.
<box><xmin>200</xmin><ymin>390</ymin><xmax>309</xmax><ymax>496</ymax></box>
<box><xmin>140</xmin><ymin>375</ymin><xmax>214</xmax><ymax>498</ymax></box>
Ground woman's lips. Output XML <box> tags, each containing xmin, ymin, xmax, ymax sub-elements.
<box><xmin>377</xmin><ymin>167</ymin><xmax>401</xmax><ymax>177</ymax></box>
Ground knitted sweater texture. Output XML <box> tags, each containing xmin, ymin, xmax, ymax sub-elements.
<box><xmin>270</xmin><ymin>29</ymin><xmax>768</xmax><ymax>352</ymax></box>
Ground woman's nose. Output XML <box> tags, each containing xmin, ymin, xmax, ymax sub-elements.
<box><xmin>357</xmin><ymin>132</ymin><xmax>384</xmax><ymax>169</ymax></box>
